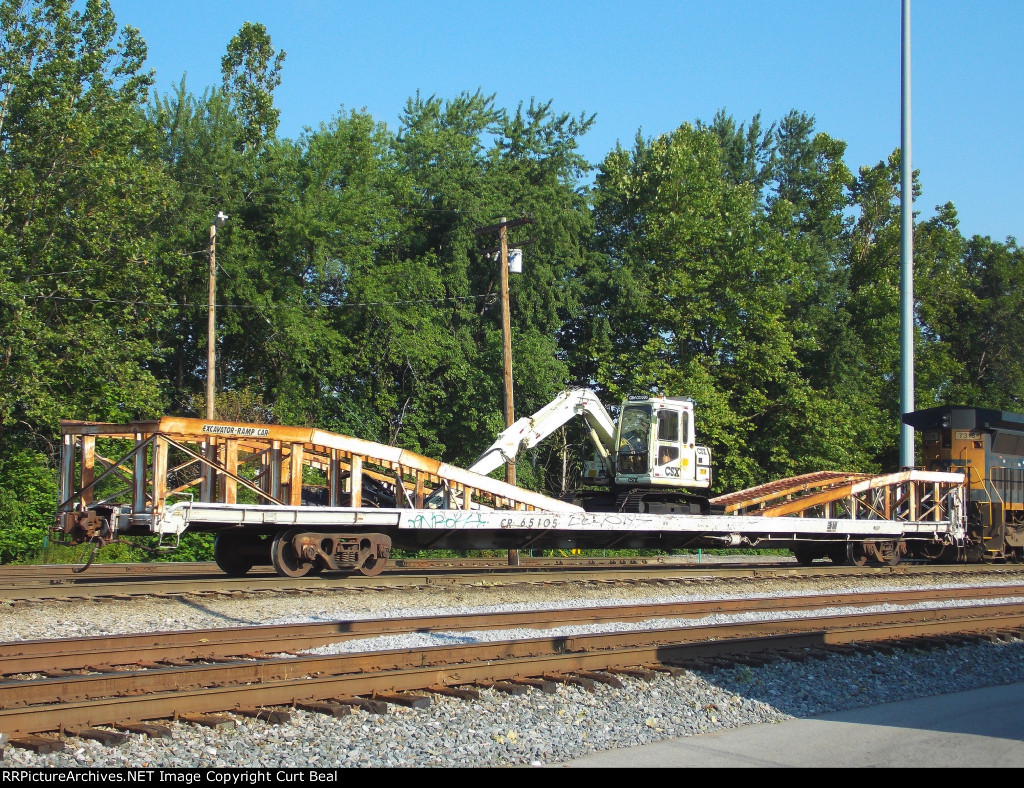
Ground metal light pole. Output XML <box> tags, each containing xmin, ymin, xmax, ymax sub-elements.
<box><xmin>207</xmin><ymin>211</ymin><xmax>228</xmax><ymax>420</ymax></box>
<box><xmin>899</xmin><ymin>0</ymin><xmax>915</xmax><ymax>467</ymax></box>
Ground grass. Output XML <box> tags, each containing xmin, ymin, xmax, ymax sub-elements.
<box><xmin>12</xmin><ymin>543</ymin><xmax>790</xmax><ymax>566</ymax></box>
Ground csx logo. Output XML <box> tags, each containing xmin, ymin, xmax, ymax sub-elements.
<box><xmin>664</xmin><ymin>467</ymin><xmax>681</xmax><ymax>478</ymax></box>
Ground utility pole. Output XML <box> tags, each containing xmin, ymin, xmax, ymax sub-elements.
<box><xmin>475</xmin><ymin>216</ymin><xmax>534</xmax><ymax>484</ymax></box>
<box><xmin>475</xmin><ymin>216</ymin><xmax>534</xmax><ymax>568</ymax></box>
<box><xmin>207</xmin><ymin>212</ymin><xmax>228</xmax><ymax>420</ymax></box>
<box><xmin>498</xmin><ymin>218</ymin><xmax>515</xmax><ymax>482</ymax></box>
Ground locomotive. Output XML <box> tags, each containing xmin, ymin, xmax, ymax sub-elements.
<box><xmin>903</xmin><ymin>406</ymin><xmax>1024</xmax><ymax>561</ymax></box>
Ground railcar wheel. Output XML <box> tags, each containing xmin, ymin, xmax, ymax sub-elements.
<box><xmin>356</xmin><ymin>555</ymin><xmax>385</xmax><ymax>576</ymax></box>
<box><xmin>307</xmin><ymin>560</ymin><xmax>326</xmax><ymax>575</ymax></box>
<box><xmin>792</xmin><ymin>547</ymin><xmax>815</xmax><ymax>566</ymax></box>
<box><xmin>356</xmin><ymin>549</ymin><xmax>386</xmax><ymax>577</ymax></box>
<box><xmin>355</xmin><ymin>536</ymin><xmax>389</xmax><ymax>577</ymax></box>
<box><xmin>848</xmin><ymin>542</ymin><xmax>869</xmax><ymax>567</ymax></box>
<box><xmin>214</xmin><ymin>532</ymin><xmax>255</xmax><ymax>577</ymax></box>
<box><xmin>271</xmin><ymin>529</ymin><xmax>314</xmax><ymax>578</ymax></box>
<box><xmin>827</xmin><ymin>546</ymin><xmax>848</xmax><ymax>565</ymax></box>
<box><xmin>912</xmin><ymin>540</ymin><xmax>950</xmax><ymax>563</ymax></box>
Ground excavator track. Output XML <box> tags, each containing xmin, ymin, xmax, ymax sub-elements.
<box><xmin>564</xmin><ymin>488</ymin><xmax>714</xmax><ymax>515</ymax></box>
<box><xmin>616</xmin><ymin>488</ymin><xmax>713</xmax><ymax>515</ymax></box>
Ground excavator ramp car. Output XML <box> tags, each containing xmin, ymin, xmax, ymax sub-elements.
<box><xmin>55</xmin><ymin>416</ymin><xmax>966</xmax><ymax>577</ymax></box>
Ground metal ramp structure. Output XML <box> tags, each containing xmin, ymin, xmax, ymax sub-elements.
<box><xmin>711</xmin><ymin>469</ymin><xmax>964</xmax><ymax>524</ymax></box>
<box><xmin>57</xmin><ymin>416</ymin><xmax>582</xmax><ymax>539</ymax></box>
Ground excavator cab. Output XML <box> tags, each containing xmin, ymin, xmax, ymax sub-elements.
<box><xmin>462</xmin><ymin>387</ymin><xmax>712</xmax><ymax>503</ymax></box>
<box><xmin>614</xmin><ymin>395</ymin><xmax>711</xmax><ymax>490</ymax></box>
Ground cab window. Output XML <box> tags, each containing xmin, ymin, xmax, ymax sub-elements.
<box><xmin>618</xmin><ymin>406</ymin><xmax>652</xmax><ymax>453</ymax></box>
<box><xmin>657</xmin><ymin>410</ymin><xmax>679</xmax><ymax>442</ymax></box>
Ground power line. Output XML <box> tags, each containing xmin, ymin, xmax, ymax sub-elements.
<box><xmin>40</xmin><ymin>293</ymin><xmax>497</xmax><ymax>311</ymax></box>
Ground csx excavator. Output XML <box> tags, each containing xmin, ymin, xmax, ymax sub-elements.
<box><xmin>461</xmin><ymin>388</ymin><xmax>716</xmax><ymax>514</ymax></box>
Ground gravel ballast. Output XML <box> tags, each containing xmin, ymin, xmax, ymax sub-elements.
<box><xmin>2</xmin><ymin>571</ymin><xmax>1023</xmax><ymax>768</ymax></box>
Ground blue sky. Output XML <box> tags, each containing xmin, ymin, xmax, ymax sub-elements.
<box><xmin>107</xmin><ymin>0</ymin><xmax>1022</xmax><ymax>243</ymax></box>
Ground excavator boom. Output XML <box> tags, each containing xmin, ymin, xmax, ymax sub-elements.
<box><xmin>467</xmin><ymin>388</ymin><xmax>616</xmax><ymax>478</ymax></box>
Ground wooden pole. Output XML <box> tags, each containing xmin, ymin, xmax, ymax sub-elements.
<box><xmin>472</xmin><ymin>215</ymin><xmax>533</xmax><ymax>569</ymax></box>
<box><xmin>207</xmin><ymin>223</ymin><xmax>216</xmax><ymax>420</ymax></box>
<box><xmin>499</xmin><ymin>218</ymin><xmax>515</xmax><ymax>487</ymax></box>
<box><xmin>499</xmin><ymin>221</ymin><xmax>519</xmax><ymax>566</ymax></box>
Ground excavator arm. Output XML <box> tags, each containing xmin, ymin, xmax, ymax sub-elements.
<box><xmin>467</xmin><ymin>388</ymin><xmax>618</xmax><ymax>478</ymax></box>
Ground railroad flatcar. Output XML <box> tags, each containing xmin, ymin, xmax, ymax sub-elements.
<box><xmin>55</xmin><ymin>416</ymin><xmax>968</xmax><ymax>576</ymax></box>
<box><xmin>903</xmin><ymin>406</ymin><xmax>1024</xmax><ymax>562</ymax></box>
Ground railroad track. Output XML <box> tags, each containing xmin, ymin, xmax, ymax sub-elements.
<box><xmin>3</xmin><ymin>558</ymin><xmax>1022</xmax><ymax>604</ymax></box>
<box><xmin>0</xmin><ymin>554</ymin><xmax>705</xmax><ymax>582</ymax></box>
<box><xmin>3</xmin><ymin>585</ymin><xmax>1024</xmax><ymax>748</ymax></box>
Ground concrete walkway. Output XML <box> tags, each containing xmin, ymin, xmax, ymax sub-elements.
<box><xmin>557</xmin><ymin>682</ymin><xmax>1024</xmax><ymax>768</ymax></box>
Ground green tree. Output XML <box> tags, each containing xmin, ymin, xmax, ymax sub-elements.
<box><xmin>0</xmin><ymin>0</ymin><xmax>171</xmax><ymax>560</ymax></box>
<box><xmin>587</xmin><ymin>123</ymin><xmax>774</xmax><ymax>491</ymax></box>
<box><xmin>229</xmin><ymin>110</ymin><xmax>417</xmax><ymax>437</ymax></box>
<box><xmin>844</xmin><ymin>150</ymin><xmax>918</xmax><ymax>469</ymax></box>
<box><xmin>751</xmin><ymin>112</ymin><xmax>880</xmax><ymax>475</ymax></box>
<box><xmin>146</xmin><ymin>79</ymin><xmax>245</xmax><ymax>413</ymax></box>
<box><xmin>916</xmin><ymin>209</ymin><xmax>1024</xmax><ymax>411</ymax></box>
<box><xmin>220</xmin><ymin>21</ymin><xmax>285</xmax><ymax>153</ymax></box>
<box><xmin>389</xmin><ymin>91</ymin><xmax>596</xmax><ymax>484</ymax></box>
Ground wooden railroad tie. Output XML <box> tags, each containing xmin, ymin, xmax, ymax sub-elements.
<box><xmin>542</xmin><ymin>673</ymin><xmax>597</xmax><ymax>691</ymax></box>
<box><xmin>8</xmin><ymin>735</ymin><xmax>64</xmax><ymax>754</ymax></box>
<box><xmin>824</xmin><ymin>644</ymin><xmax>865</xmax><ymax>656</ymax></box>
<box><xmin>985</xmin><ymin>630</ymin><xmax>1023</xmax><ymax>644</ymax></box>
<box><xmin>114</xmin><ymin>722</ymin><xmax>173</xmax><ymax>739</ymax></box>
<box><xmin>899</xmin><ymin>637</ymin><xmax>943</xmax><ymax>652</ymax></box>
<box><xmin>63</xmin><ymin>726</ymin><xmax>129</xmax><ymax>746</ymax></box>
<box><xmin>325</xmin><ymin>696</ymin><xmax>389</xmax><ymax>714</ymax></box>
<box><xmin>571</xmin><ymin>670</ymin><xmax>624</xmax><ymax>688</ymax></box>
<box><xmin>664</xmin><ymin>657</ymin><xmax>733</xmax><ymax>672</ymax></box>
<box><xmin>86</xmin><ymin>664</ymin><xmax>131</xmax><ymax>673</ymax></box>
<box><xmin>770</xmin><ymin>649</ymin><xmax>811</xmax><ymax>663</ymax></box>
<box><xmin>476</xmin><ymin>680</ymin><xmax>529</xmax><ymax>696</ymax></box>
<box><xmin>426</xmin><ymin>685</ymin><xmax>483</xmax><ymax>700</ymax></box>
<box><xmin>234</xmin><ymin>707</ymin><xmax>292</xmax><ymax>724</ymax></box>
<box><xmin>294</xmin><ymin>700</ymin><xmax>354</xmax><ymax>718</ymax></box>
<box><xmin>641</xmin><ymin>663</ymin><xmax>690</xmax><ymax>677</ymax></box>
<box><xmin>506</xmin><ymin>677</ymin><xmax>559</xmax><ymax>694</ymax></box>
<box><xmin>933</xmin><ymin>634</ymin><xmax>979</xmax><ymax>647</ymax></box>
<box><xmin>41</xmin><ymin>668</ymin><xmax>76</xmax><ymax>678</ymax></box>
<box><xmin>177</xmin><ymin>713</ymin><xmax>235</xmax><ymax>730</ymax></box>
<box><xmin>371</xmin><ymin>692</ymin><xmax>432</xmax><ymax>710</ymax></box>
<box><xmin>607</xmin><ymin>667</ymin><xmax>658</xmax><ymax>681</ymax></box>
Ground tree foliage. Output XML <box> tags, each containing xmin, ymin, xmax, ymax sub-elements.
<box><xmin>0</xmin><ymin>3</ymin><xmax>1020</xmax><ymax>563</ymax></box>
